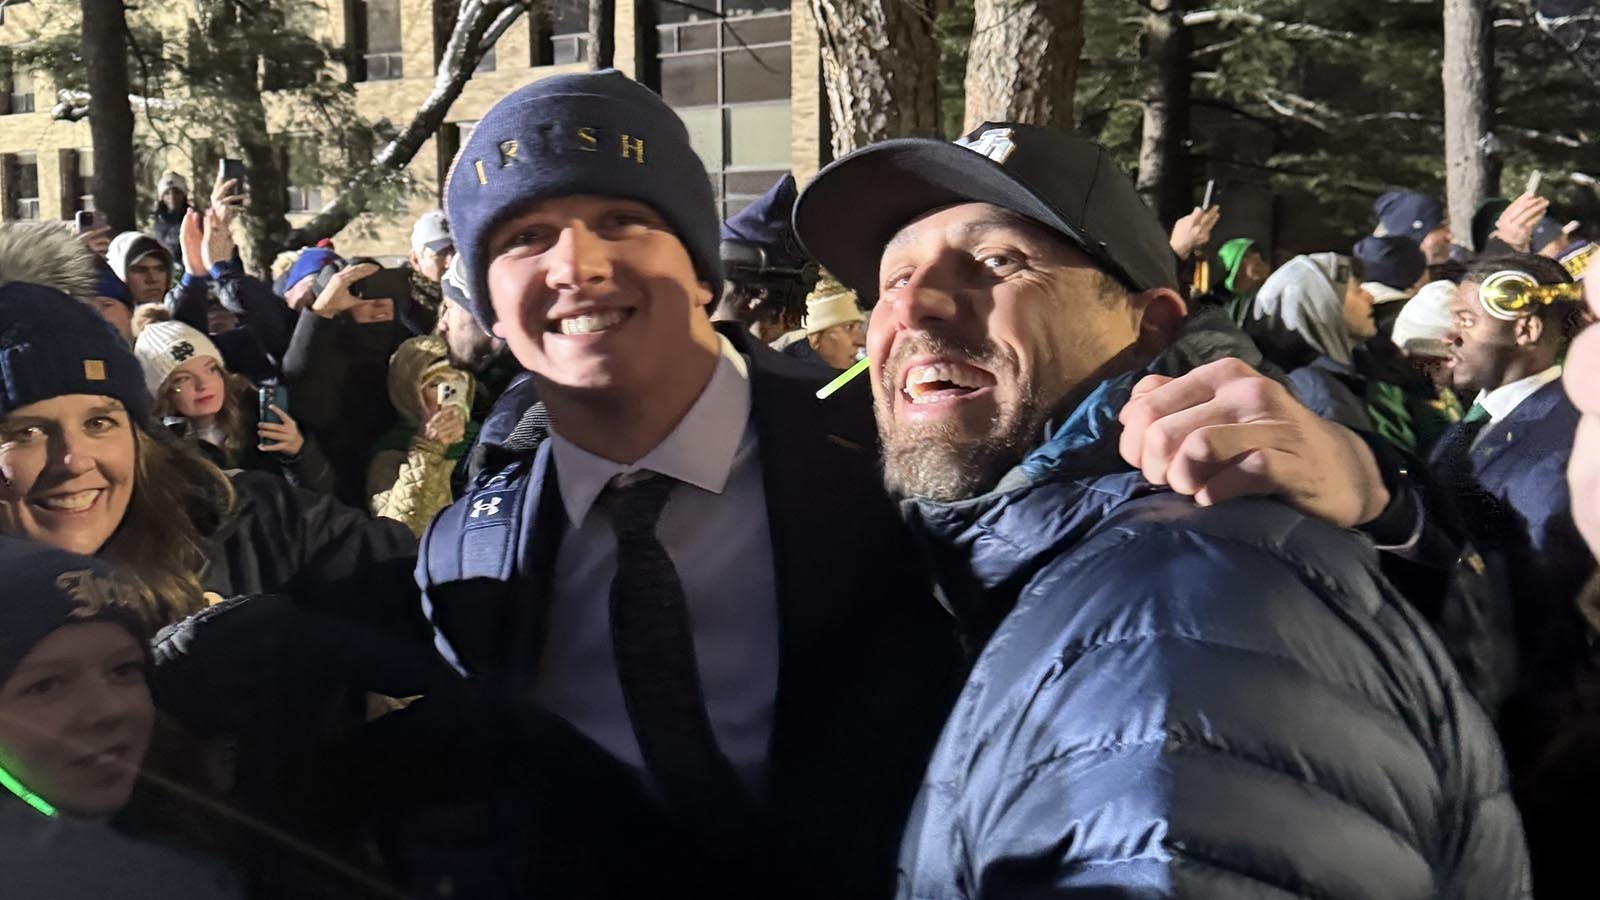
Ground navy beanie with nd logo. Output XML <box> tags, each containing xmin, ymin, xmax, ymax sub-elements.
<box><xmin>445</xmin><ymin>70</ymin><xmax>723</xmax><ymax>330</ymax></box>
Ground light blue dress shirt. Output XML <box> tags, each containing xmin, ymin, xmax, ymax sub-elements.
<box><xmin>530</xmin><ymin>337</ymin><xmax>779</xmax><ymax>793</ymax></box>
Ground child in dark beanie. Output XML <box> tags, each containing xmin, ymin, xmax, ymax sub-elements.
<box><xmin>0</xmin><ymin>536</ymin><xmax>239</xmax><ymax>899</ymax></box>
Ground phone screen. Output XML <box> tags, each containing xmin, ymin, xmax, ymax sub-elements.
<box><xmin>353</xmin><ymin>268</ymin><xmax>412</xmax><ymax>303</ymax></box>
<box><xmin>1526</xmin><ymin>171</ymin><xmax>1542</xmax><ymax>196</ymax></box>
<box><xmin>218</xmin><ymin>159</ymin><xmax>247</xmax><ymax>197</ymax></box>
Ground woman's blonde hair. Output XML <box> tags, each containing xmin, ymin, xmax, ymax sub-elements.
<box><xmin>98</xmin><ymin>425</ymin><xmax>235</xmax><ymax>626</ymax></box>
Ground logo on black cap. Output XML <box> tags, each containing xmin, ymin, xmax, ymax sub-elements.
<box><xmin>956</xmin><ymin>127</ymin><xmax>1018</xmax><ymax>165</ymax></box>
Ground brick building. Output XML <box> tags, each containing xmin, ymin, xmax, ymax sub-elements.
<box><xmin>0</xmin><ymin>0</ymin><xmax>826</xmax><ymax>257</ymax></box>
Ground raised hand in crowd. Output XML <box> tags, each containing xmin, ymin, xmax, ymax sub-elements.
<box><xmin>1168</xmin><ymin>204</ymin><xmax>1222</xmax><ymax>260</ymax></box>
<box><xmin>211</xmin><ymin>173</ymin><xmax>249</xmax><ymax>225</ymax></box>
<box><xmin>1118</xmin><ymin>356</ymin><xmax>1390</xmax><ymax>529</ymax></box>
<box><xmin>76</xmin><ymin>223</ymin><xmax>112</xmax><ymax>257</ymax></box>
<box><xmin>421</xmin><ymin>402</ymin><xmax>467</xmax><ymax>448</ymax></box>
<box><xmin>310</xmin><ymin>261</ymin><xmax>380</xmax><ymax>319</ymax></box>
<box><xmin>200</xmin><ymin>207</ymin><xmax>237</xmax><ymax>272</ymax></box>
<box><xmin>179</xmin><ymin>207</ymin><xmax>208</xmax><ymax>277</ymax></box>
<box><xmin>257</xmin><ymin>404</ymin><xmax>307</xmax><ymax>456</ymax></box>
<box><xmin>1493</xmin><ymin>191</ymin><xmax>1551</xmax><ymax>252</ymax></box>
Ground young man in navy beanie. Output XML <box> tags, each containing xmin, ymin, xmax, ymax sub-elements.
<box><xmin>415</xmin><ymin>70</ymin><xmax>959</xmax><ymax>899</ymax></box>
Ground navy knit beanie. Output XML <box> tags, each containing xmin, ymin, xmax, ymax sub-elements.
<box><xmin>1352</xmin><ymin>235</ymin><xmax>1426</xmax><ymax>291</ymax></box>
<box><xmin>444</xmin><ymin>70</ymin><xmax>722</xmax><ymax>330</ymax></box>
<box><xmin>0</xmin><ymin>284</ymin><xmax>151</xmax><ymax>423</ymax></box>
<box><xmin>0</xmin><ymin>536</ymin><xmax>150</xmax><ymax>685</ymax></box>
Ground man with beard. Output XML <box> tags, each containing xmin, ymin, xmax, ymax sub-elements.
<box><xmin>794</xmin><ymin>122</ymin><xmax>1528</xmax><ymax>897</ymax></box>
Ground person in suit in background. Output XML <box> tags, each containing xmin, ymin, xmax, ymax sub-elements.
<box><xmin>1433</xmin><ymin>254</ymin><xmax>1595</xmax><ymax>843</ymax></box>
<box><xmin>402</xmin><ymin>70</ymin><xmax>960</xmax><ymax>900</ymax></box>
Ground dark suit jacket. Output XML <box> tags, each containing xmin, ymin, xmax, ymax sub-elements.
<box><xmin>1430</xmin><ymin>380</ymin><xmax>1592</xmax><ymax>621</ymax></box>
<box><xmin>411</xmin><ymin>324</ymin><xmax>963</xmax><ymax>898</ymax></box>
<box><xmin>1428</xmin><ymin>379</ymin><xmax>1595</xmax><ymax>762</ymax></box>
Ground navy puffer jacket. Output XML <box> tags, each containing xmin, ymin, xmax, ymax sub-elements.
<box><xmin>893</xmin><ymin>321</ymin><xmax>1529</xmax><ymax>899</ymax></box>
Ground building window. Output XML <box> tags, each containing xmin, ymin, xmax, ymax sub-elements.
<box><xmin>9</xmin><ymin>68</ymin><xmax>33</xmax><ymax>114</ymax></box>
<box><xmin>0</xmin><ymin>58</ymin><xmax>34</xmax><ymax>116</ymax></box>
<box><xmin>59</xmin><ymin>148</ymin><xmax>92</xmax><ymax>218</ymax></box>
<box><xmin>359</xmin><ymin>0</ymin><xmax>403</xmax><ymax>81</ymax></box>
<box><xmin>281</xmin><ymin>137</ymin><xmax>323</xmax><ymax>213</ymax></box>
<box><xmin>654</xmin><ymin>0</ymin><xmax>791</xmax><ymax>218</ymax></box>
<box><xmin>531</xmin><ymin>0</ymin><xmax>589</xmax><ymax>67</ymax></box>
<box><xmin>78</xmin><ymin>150</ymin><xmax>94</xmax><ymax>212</ymax></box>
<box><xmin>10</xmin><ymin>152</ymin><xmax>39</xmax><ymax>220</ymax></box>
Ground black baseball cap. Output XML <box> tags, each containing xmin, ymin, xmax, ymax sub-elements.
<box><xmin>793</xmin><ymin>122</ymin><xmax>1178</xmax><ymax>300</ymax></box>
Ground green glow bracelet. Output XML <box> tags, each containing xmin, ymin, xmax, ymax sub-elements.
<box><xmin>0</xmin><ymin>763</ymin><xmax>56</xmax><ymax>817</ymax></box>
<box><xmin>815</xmin><ymin>356</ymin><xmax>871</xmax><ymax>400</ymax></box>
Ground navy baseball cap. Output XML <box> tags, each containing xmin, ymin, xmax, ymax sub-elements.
<box><xmin>721</xmin><ymin>173</ymin><xmax>809</xmax><ymax>270</ymax></box>
<box><xmin>793</xmin><ymin>122</ymin><xmax>1178</xmax><ymax>300</ymax></box>
<box><xmin>1373</xmin><ymin>190</ymin><xmax>1445</xmax><ymax>244</ymax></box>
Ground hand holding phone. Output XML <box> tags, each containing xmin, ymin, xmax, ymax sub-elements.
<box><xmin>258</xmin><ymin>381</ymin><xmax>288</xmax><ymax>425</ymax></box>
<box><xmin>436</xmin><ymin>376</ymin><xmax>470</xmax><ymax>413</ymax></box>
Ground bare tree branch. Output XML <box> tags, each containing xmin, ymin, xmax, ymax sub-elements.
<box><xmin>1181</xmin><ymin>8</ymin><xmax>1357</xmax><ymax>43</ymax></box>
<box><xmin>285</xmin><ymin>0</ymin><xmax>537</xmax><ymax>245</ymax></box>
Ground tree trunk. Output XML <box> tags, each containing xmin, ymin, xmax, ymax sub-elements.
<box><xmin>588</xmin><ymin>0</ymin><xmax>614</xmax><ymax>69</ymax></box>
<box><xmin>1135</xmin><ymin>0</ymin><xmax>1191</xmax><ymax>227</ymax></box>
<box><xmin>80</xmin><ymin>0</ymin><xmax>136</xmax><ymax>232</ymax></box>
<box><xmin>809</xmin><ymin>0</ymin><xmax>941</xmax><ymax>155</ymax></box>
<box><xmin>286</xmin><ymin>0</ymin><xmax>528</xmax><ymax>246</ymax></box>
<box><xmin>962</xmin><ymin>0</ymin><xmax>1084</xmax><ymax>132</ymax></box>
<box><xmin>1444</xmin><ymin>0</ymin><xmax>1493</xmax><ymax>248</ymax></box>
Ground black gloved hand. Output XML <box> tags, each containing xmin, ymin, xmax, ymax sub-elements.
<box><xmin>151</xmin><ymin>593</ymin><xmax>303</xmax><ymax>734</ymax></box>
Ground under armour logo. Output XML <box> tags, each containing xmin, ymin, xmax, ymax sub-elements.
<box><xmin>470</xmin><ymin>497</ymin><xmax>502</xmax><ymax>519</ymax></box>
<box><xmin>957</xmin><ymin>127</ymin><xmax>1018</xmax><ymax>165</ymax></box>
<box><xmin>170</xmin><ymin>341</ymin><xmax>195</xmax><ymax>362</ymax></box>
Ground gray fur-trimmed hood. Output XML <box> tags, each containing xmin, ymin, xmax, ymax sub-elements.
<box><xmin>0</xmin><ymin>222</ymin><xmax>99</xmax><ymax>304</ymax></box>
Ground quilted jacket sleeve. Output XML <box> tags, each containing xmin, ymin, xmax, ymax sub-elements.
<box><xmin>922</xmin><ymin>520</ymin><xmax>1528</xmax><ymax>900</ymax></box>
<box><xmin>369</xmin><ymin>440</ymin><xmax>457</xmax><ymax>538</ymax></box>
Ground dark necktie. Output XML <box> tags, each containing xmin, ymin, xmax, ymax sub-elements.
<box><xmin>1436</xmin><ymin>402</ymin><xmax>1492</xmax><ymax>473</ymax></box>
<box><xmin>599</xmin><ymin>471</ymin><xmax>754</xmax><ymax>842</ymax></box>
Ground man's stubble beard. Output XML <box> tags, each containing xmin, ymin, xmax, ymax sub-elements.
<box><xmin>875</xmin><ymin>335</ymin><xmax>1046</xmax><ymax>503</ymax></box>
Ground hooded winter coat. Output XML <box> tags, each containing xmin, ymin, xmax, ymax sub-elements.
<box><xmin>893</xmin><ymin>316</ymin><xmax>1529</xmax><ymax>899</ymax></box>
<box><xmin>1251</xmin><ymin>254</ymin><xmax>1423</xmax><ymax>452</ymax></box>
<box><xmin>367</xmin><ymin>335</ymin><xmax>478</xmax><ymax>536</ymax></box>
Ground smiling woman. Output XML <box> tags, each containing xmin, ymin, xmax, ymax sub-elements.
<box><xmin>0</xmin><ymin>223</ymin><xmax>440</xmax><ymax>894</ymax></box>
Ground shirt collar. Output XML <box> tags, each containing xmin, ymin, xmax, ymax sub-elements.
<box><xmin>1475</xmin><ymin>364</ymin><xmax>1563</xmax><ymax>423</ymax></box>
<box><xmin>551</xmin><ymin>335</ymin><xmax>752</xmax><ymax>524</ymax></box>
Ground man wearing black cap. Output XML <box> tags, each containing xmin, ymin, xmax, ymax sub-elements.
<box><xmin>714</xmin><ymin>173</ymin><xmax>819</xmax><ymax>343</ymax></box>
<box><xmin>795</xmin><ymin>123</ymin><xmax>1527</xmax><ymax>896</ymax></box>
<box><xmin>411</xmin><ymin>70</ymin><xmax>958</xmax><ymax>898</ymax></box>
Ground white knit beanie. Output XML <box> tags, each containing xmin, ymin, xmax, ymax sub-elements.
<box><xmin>133</xmin><ymin>319</ymin><xmax>225</xmax><ymax>397</ymax></box>
<box><xmin>157</xmin><ymin>171</ymin><xmax>188</xmax><ymax>197</ymax></box>
<box><xmin>1391</xmin><ymin>280</ymin><xmax>1459</xmax><ymax>359</ymax></box>
<box><xmin>802</xmin><ymin>278</ymin><xmax>864</xmax><ymax>336</ymax></box>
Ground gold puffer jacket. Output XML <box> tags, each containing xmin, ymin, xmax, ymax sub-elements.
<box><xmin>367</xmin><ymin>335</ymin><xmax>473</xmax><ymax>537</ymax></box>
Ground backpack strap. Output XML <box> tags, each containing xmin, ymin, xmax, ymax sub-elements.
<box><xmin>419</xmin><ymin>420</ymin><xmax>558</xmax><ymax>681</ymax></box>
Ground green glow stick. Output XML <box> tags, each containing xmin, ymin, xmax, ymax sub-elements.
<box><xmin>815</xmin><ymin>356</ymin><xmax>871</xmax><ymax>400</ymax></box>
<box><xmin>0</xmin><ymin>763</ymin><xmax>56</xmax><ymax>817</ymax></box>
